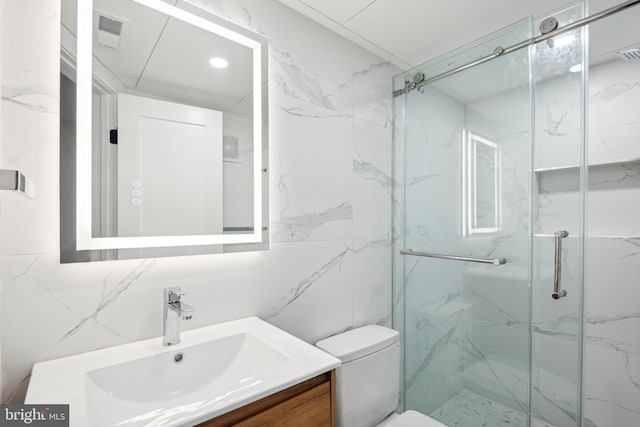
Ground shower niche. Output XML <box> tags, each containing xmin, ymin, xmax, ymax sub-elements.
<box><xmin>535</xmin><ymin>56</ymin><xmax>640</xmax><ymax>239</ymax></box>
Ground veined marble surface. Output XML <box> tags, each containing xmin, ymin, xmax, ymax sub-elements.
<box><xmin>431</xmin><ymin>389</ymin><xmax>526</xmax><ymax>427</ymax></box>
<box><xmin>0</xmin><ymin>0</ymin><xmax>399</xmax><ymax>402</ymax></box>
<box><xmin>393</xmin><ymin>7</ymin><xmax>640</xmax><ymax>426</ymax></box>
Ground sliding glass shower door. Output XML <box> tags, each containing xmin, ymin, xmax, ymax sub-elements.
<box><xmin>392</xmin><ymin>5</ymin><xmax>586</xmax><ymax>426</ymax></box>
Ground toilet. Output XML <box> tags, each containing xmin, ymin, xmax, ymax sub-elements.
<box><xmin>316</xmin><ymin>325</ymin><xmax>446</xmax><ymax>427</ymax></box>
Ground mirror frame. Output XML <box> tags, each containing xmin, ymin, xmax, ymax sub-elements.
<box><xmin>462</xmin><ymin>130</ymin><xmax>502</xmax><ymax>235</ymax></box>
<box><xmin>75</xmin><ymin>0</ymin><xmax>267</xmax><ymax>250</ymax></box>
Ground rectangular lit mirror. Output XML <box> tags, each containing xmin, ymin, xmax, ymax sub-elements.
<box><xmin>60</xmin><ymin>0</ymin><xmax>268</xmax><ymax>262</ymax></box>
<box><xmin>462</xmin><ymin>131</ymin><xmax>502</xmax><ymax>235</ymax></box>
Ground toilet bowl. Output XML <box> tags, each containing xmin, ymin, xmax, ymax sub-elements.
<box><xmin>379</xmin><ymin>411</ymin><xmax>446</xmax><ymax>426</ymax></box>
<box><xmin>316</xmin><ymin>325</ymin><xmax>446</xmax><ymax>427</ymax></box>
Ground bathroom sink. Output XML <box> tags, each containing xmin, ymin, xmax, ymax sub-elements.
<box><xmin>26</xmin><ymin>317</ymin><xmax>340</xmax><ymax>426</ymax></box>
<box><xmin>86</xmin><ymin>333</ymin><xmax>290</xmax><ymax>404</ymax></box>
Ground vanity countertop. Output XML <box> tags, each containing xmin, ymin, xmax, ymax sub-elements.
<box><xmin>25</xmin><ymin>316</ymin><xmax>340</xmax><ymax>426</ymax></box>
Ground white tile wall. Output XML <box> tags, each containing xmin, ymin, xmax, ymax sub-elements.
<box><xmin>0</xmin><ymin>0</ymin><xmax>399</xmax><ymax>403</ymax></box>
<box><xmin>0</xmin><ymin>0</ymin><xmax>4</xmax><ymax>396</ymax></box>
<box><xmin>582</xmin><ymin>58</ymin><xmax>640</xmax><ymax>427</ymax></box>
<box><xmin>393</xmin><ymin>12</ymin><xmax>640</xmax><ymax>426</ymax></box>
<box><xmin>3</xmin><ymin>1</ymin><xmax>636</xmax><ymax>423</ymax></box>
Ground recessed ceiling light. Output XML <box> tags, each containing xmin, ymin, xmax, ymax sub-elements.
<box><xmin>209</xmin><ymin>57</ymin><xmax>228</xmax><ymax>69</ymax></box>
<box><xmin>569</xmin><ymin>64</ymin><xmax>582</xmax><ymax>73</ymax></box>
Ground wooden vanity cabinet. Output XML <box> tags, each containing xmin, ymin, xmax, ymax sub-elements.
<box><xmin>197</xmin><ymin>370</ymin><xmax>336</xmax><ymax>427</ymax></box>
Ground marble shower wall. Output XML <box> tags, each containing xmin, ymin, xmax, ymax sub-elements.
<box><xmin>462</xmin><ymin>75</ymin><xmax>532</xmax><ymax>415</ymax></box>
<box><xmin>399</xmin><ymin>86</ymin><xmax>468</xmax><ymax>414</ymax></box>
<box><xmin>582</xmin><ymin>59</ymin><xmax>640</xmax><ymax>427</ymax></box>
<box><xmin>393</xmin><ymin>3</ymin><xmax>639</xmax><ymax>426</ymax></box>
<box><xmin>0</xmin><ymin>0</ymin><xmax>399</xmax><ymax>403</ymax></box>
<box><xmin>394</xmin><ymin>17</ymin><xmax>534</xmax><ymax>420</ymax></box>
<box><xmin>531</xmin><ymin>8</ymin><xmax>586</xmax><ymax>422</ymax></box>
<box><xmin>531</xmin><ymin>55</ymin><xmax>640</xmax><ymax>426</ymax></box>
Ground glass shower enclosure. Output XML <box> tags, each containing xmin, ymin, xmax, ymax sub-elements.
<box><xmin>392</xmin><ymin>4</ymin><xmax>588</xmax><ymax>426</ymax></box>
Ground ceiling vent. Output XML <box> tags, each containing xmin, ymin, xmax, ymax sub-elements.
<box><xmin>96</xmin><ymin>13</ymin><xmax>125</xmax><ymax>49</ymax></box>
<box><xmin>617</xmin><ymin>47</ymin><xmax>640</xmax><ymax>61</ymax></box>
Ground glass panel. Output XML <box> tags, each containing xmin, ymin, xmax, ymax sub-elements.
<box><xmin>581</xmin><ymin>4</ymin><xmax>640</xmax><ymax>427</ymax></box>
<box><xmin>393</xmin><ymin>18</ymin><xmax>534</xmax><ymax>426</ymax></box>
<box><xmin>531</xmin><ymin>4</ymin><xmax>585</xmax><ymax>426</ymax></box>
<box><xmin>465</xmin><ymin>132</ymin><xmax>501</xmax><ymax>233</ymax></box>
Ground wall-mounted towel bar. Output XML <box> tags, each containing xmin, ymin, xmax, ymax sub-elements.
<box><xmin>400</xmin><ymin>249</ymin><xmax>507</xmax><ymax>266</ymax></box>
<box><xmin>222</xmin><ymin>226</ymin><xmax>269</xmax><ymax>232</ymax></box>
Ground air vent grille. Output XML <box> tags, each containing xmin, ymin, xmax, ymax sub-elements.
<box><xmin>617</xmin><ymin>48</ymin><xmax>640</xmax><ymax>61</ymax></box>
<box><xmin>223</xmin><ymin>135</ymin><xmax>240</xmax><ymax>161</ymax></box>
<box><xmin>98</xmin><ymin>15</ymin><xmax>123</xmax><ymax>36</ymax></box>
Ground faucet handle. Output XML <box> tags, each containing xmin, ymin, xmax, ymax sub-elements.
<box><xmin>164</xmin><ymin>287</ymin><xmax>185</xmax><ymax>303</ymax></box>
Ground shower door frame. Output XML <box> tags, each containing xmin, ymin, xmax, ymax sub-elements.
<box><xmin>389</xmin><ymin>1</ymin><xmax>614</xmax><ymax>424</ymax></box>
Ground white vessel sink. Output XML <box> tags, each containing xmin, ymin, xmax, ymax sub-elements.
<box><xmin>26</xmin><ymin>317</ymin><xmax>340</xmax><ymax>426</ymax></box>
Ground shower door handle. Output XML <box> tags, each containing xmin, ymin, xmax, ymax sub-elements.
<box><xmin>552</xmin><ymin>230</ymin><xmax>569</xmax><ymax>300</ymax></box>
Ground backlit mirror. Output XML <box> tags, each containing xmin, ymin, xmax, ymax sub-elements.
<box><xmin>462</xmin><ymin>131</ymin><xmax>502</xmax><ymax>235</ymax></box>
<box><xmin>60</xmin><ymin>0</ymin><xmax>268</xmax><ymax>262</ymax></box>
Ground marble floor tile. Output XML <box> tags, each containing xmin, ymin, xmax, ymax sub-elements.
<box><xmin>430</xmin><ymin>389</ymin><xmax>526</xmax><ymax>427</ymax></box>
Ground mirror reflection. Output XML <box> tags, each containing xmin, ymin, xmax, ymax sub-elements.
<box><xmin>60</xmin><ymin>0</ymin><xmax>268</xmax><ymax>262</ymax></box>
<box><xmin>463</xmin><ymin>131</ymin><xmax>502</xmax><ymax>235</ymax></box>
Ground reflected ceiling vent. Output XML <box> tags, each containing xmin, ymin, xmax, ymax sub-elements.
<box><xmin>96</xmin><ymin>12</ymin><xmax>125</xmax><ymax>49</ymax></box>
<box><xmin>617</xmin><ymin>47</ymin><xmax>640</xmax><ymax>61</ymax></box>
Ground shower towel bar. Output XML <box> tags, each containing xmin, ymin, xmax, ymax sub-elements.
<box><xmin>400</xmin><ymin>249</ymin><xmax>507</xmax><ymax>266</ymax></box>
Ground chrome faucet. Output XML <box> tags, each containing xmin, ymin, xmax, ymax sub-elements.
<box><xmin>162</xmin><ymin>287</ymin><xmax>195</xmax><ymax>346</ymax></box>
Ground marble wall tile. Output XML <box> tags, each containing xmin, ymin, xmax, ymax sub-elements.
<box><xmin>352</xmin><ymin>119</ymin><xmax>393</xmax><ymax>241</ymax></box>
<box><xmin>583</xmin><ymin>237</ymin><xmax>640</xmax><ymax>426</ymax></box>
<box><xmin>348</xmin><ymin>239</ymin><xmax>392</xmax><ymax>328</ymax></box>
<box><xmin>269</xmin><ymin>109</ymin><xmax>354</xmax><ymax>242</ymax></box>
<box><xmin>399</xmin><ymin>83</ymin><xmax>468</xmax><ymax>416</ymax></box>
<box><xmin>589</xmin><ymin>60</ymin><xmax>640</xmax><ymax>134</ymax></box>
<box><xmin>528</xmin><ymin>14</ymin><xmax>587</xmax><ymax>422</ymax></box>
<box><xmin>403</xmin><ymin>87</ymin><xmax>465</xmax><ymax>241</ymax></box>
<box><xmin>585</xmin><ymin>238</ymin><xmax>640</xmax><ymax>355</ymax></box>
<box><xmin>589</xmin><ymin>123</ymin><xmax>640</xmax><ymax>164</ymax></box>
<box><xmin>533</xmin><ymin>74</ymin><xmax>583</xmax><ymax>171</ymax></box>
<box><xmin>581</xmin><ymin>30</ymin><xmax>640</xmax><ymax>427</ymax></box>
<box><xmin>351</xmin><ymin>60</ymin><xmax>395</xmax><ymax>128</ymax></box>
<box><xmin>0</xmin><ymin>0</ymin><xmax>400</xmax><ymax>403</ymax></box>
<box><xmin>583</xmin><ymin>343</ymin><xmax>640</xmax><ymax>427</ymax></box>
<box><xmin>397</xmin><ymin>40</ymin><xmax>534</xmax><ymax>417</ymax></box>
<box><xmin>403</xmin><ymin>281</ymin><xmax>467</xmax><ymax>414</ymax></box>
<box><xmin>393</xmin><ymin>4</ymin><xmax>639</xmax><ymax>427</ymax></box>
<box><xmin>0</xmin><ymin>0</ymin><xmax>59</xmax><ymax>257</ymax></box>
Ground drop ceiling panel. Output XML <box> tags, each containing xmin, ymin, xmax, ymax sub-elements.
<box><xmin>345</xmin><ymin>0</ymin><xmax>564</xmax><ymax>67</ymax></box>
<box><xmin>137</xmin><ymin>15</ymin><xmax>253</xmax><ymax>112</ymax></box>
<box><xmin>92</xmin><ymin>0</ymin><xmax>168</xmax><ymax>88</ymax></box>
<box><xmin>277</xmin><ymin>0</ymin><xmax>581</xmax><ymax>69</ymax></box>
<box><xmin>297</xmin><ymin>0</ymin><xmax>377</xmax><ymax>23</ymax></box>
<box><xmin>589</xmin><ymin>4</ymin><xmax>640</xmax><ymax>64</ymax></box>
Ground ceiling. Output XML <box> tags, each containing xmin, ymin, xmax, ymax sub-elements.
<box><xmin>92</xmin><ymin>0</ymin><xmax>253</xmax><ymax>114</ymax></box>
<box><xmin>275</xmin><ymin>0</ymin><xmax>640</xmax><ymax>71</ymax></box>
<box><xmin>62</xmin><ymin>0</ymin><xmax>255</xmax><ymax>116</ymax></box>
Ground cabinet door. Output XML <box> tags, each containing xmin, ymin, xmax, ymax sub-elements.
<box><xmin>237</xmin><ymin>382</ymin><xmax>331</xmax><ymax>427</ymax></box>
<box><xmin>197</xmin><ymin>371</ymin><xmax>335</xmax><ymax>427</ymax></box>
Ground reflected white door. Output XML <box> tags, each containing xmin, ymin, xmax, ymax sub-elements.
<box><xmin>117</xmin><ymin>93</ymin><xmax>223</xmax><ymax>241</ymax></box>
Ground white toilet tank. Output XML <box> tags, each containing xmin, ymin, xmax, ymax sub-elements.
<box><xmin>316</xmin><ymin>325</ymin><xmax>400</xmax><ymax>427</ymax></box>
